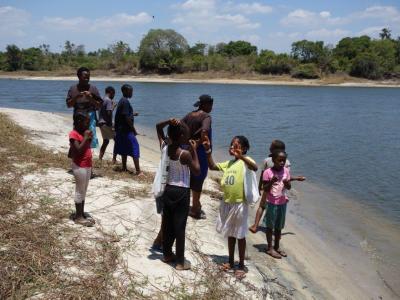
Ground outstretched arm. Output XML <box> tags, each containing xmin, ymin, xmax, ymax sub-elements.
<box><xmin>290</xmin><ymin>175</ymin><xmax>306</xmax><ymax>182</ymax></box>
<box><xmin>202</xmin><ymin>135</ymin><xmax>219</xmax><ymax>171</ymax></box>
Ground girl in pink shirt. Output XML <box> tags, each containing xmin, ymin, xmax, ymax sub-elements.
<box><xmin>68</xmin><ymin>112</ymin><xmax>94</xmax><ymax>227</ymax></box>
<box><xmin>262</xmin><ymin>150</ymin><xmax>291</xmax><ymax>259</ymax></box>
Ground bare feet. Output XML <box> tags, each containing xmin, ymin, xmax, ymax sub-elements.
<box><xmin>266</xmin><ymin>248</ymin><xmax>282</xmax><ymax>259</ymax></box>
<box><xmin>135</xmin><ymin>171</ymin><xmax>145</xmax><ymax>178</ymax></box>
<box><xmin>162</xmin><ymin>254</ymin><xmax>176</xmax><ymax>263</ymax></box>
<box><xmin>176</xmin><ymin>261</ymin><xmax>191</xmax><ymax>270</ymax></box>
<box><xmin>275</xmin><ymin>248</ymin><xmax>287</xmax><ymax>257</ymax></box>
<box><xmin>248</xmin><ymin>224</ymin><xmax>258</xmax><ymax>233</ymax></box>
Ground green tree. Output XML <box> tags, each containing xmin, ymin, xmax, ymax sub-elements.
<box><xmin>350</xmin><ymin>52</ymin><xmax>382</xmax><ymax>79</ymax></box>
<box><xmin>188</xmin><ymin>43</ymin><xmax>207</xmax><ymax>56</ymax></box>
<box><xmin>255</xmin><ymin>50</ymin><xmax>295</xmax><ymax>75</ymax></box>
<box><xmin>138</xmin><ymin>29</ymin><xmax>188</xmax><ymax>73</ymax></box>
<box><xmin>22</xmin><ymin>47</ymin><xmax>44</xmax><ymax>70</ymax></box>
<box><xmin>217</xmin><ymin>40</ymin><xmax>257</xmax><ymax>56</ymax></box>
<box><xmin>5</xmin><ymin>44</ymin><xmax>22</xmax><ymax>71</ymax></box>
<box><xmin>379</xmin><ymin>28</ymin><xmax>392</xmax><ymax>40</ymax></box>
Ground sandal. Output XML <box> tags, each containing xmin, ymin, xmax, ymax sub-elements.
<box><xmin>219</xmin><ymin>262</ymin><xmax>234</xmax><ymax>272</ymax></box>
<box><xmin>74</xmin><ymin>218</ymin><xmax>94</xmax><ymax>227</ymax></box>
<box><xmin>234</xmin><ymin>269</ymin><xmax>246</xmax><ymax>280</ymax></box>
<box><xmin>189</xmin><ymin>209</ymin><xmax>206</xmax><ymax>220</ymax></box>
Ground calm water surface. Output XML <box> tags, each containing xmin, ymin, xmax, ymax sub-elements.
<box><xmin>1</xmin><ymin>79</ymin><xmax>399</xmax><ymax>224</ymax></box>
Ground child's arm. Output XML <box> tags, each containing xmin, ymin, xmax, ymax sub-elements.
<box><xmin>70</xmin><ymin>130</ymin><xmax>92</xmax><ymax>154</ymax></box>
<box><xmin>155</xmin><ymin>118</ymin><xmax>179</xmax><ymax>148</ymax></box>
<box><xmin>290</xmin><ymin>175</ymin><xmax>306</xmax><ymax>182</ymax></box>
<box><xmin>181</xmin><ymin>140</ymin><xmax>201</xmax><ymax>176</ymax></box>
<box><xmin>283</xmin><ymin>180</ymin><xmax>291</xmax><ymax>190</ymax></box>
<box><xmin>258</xmin><ymin>169</ymin><xmax>266</xmax><ymax>193</ymax></box>
<box><xmin>125</xmin><ymin>115</ymin><xmax>137</xmax><ymax>136</ymax></box>
<box><xmin>231</xmin><ymin>148</ymin><xmax>258</xmax><ymax>171</ymax></box>
<box><xmin>202</xmin><ymin>136</ymin><xmax>219</xmax><ymax>171</ymax></box>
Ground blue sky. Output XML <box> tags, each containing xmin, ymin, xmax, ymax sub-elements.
<box><xmin>1</xmin><ymin>0</ymin><xmax>399</xmax><ymax>53</ymax></box>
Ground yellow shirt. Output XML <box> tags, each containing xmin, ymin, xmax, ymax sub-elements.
<box><xmin>217</xmin><ymin>157</ymin><xmax>255</xmax><ymax>204</ymax></box>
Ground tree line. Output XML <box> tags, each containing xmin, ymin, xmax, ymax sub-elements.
<box><xmin>1</xmin><ymin>28</ymin><xmax>400</xmax><ymax>80</ymax></box>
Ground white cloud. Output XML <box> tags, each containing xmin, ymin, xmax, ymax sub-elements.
<box><xmin>227</xmin><ymin>2</ymin><xmax>273</xmax><ymax>15</ymax></box>
<box><xmin>281</xmin><ymin>9</ymin><xmax>342</xmax><ymax>27</ymax></box>
<box><xmin>320</xmin><ymin>11</ymin><xmax>331</xmax><ymax>18</ymax></box>
<box><xmin>41</xmin><ymin>12</ymin><xmax>152</xmax><ymax>32</ymax></box>
<box><xmin>305</xmin><ymin>28</ymin><xmax>350</xmax><ymax>39</ymax></box>
<box><xmin>358</xmin><ymin>26</ymin><xmax>388</xmax><ymax>37</ymax></box>
<box><xmin>172</xmin><ymin>0</ymin><xmax>260</xmax><ymax>35</ymax></box>
<box><xmin>0</xmin><ymin>6</ymin><xmax>30</xmax><ymax>37</ymax></box>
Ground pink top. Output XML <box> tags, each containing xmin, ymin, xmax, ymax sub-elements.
<box><xmin>263</xmin><ymin>167</ymin><xmax>291</xmax><ymax>205</ymax></box>
<box><xmin>69</xmin><ymin>130</ymin><xmax>92</xmax><ymax>168</ymax></box>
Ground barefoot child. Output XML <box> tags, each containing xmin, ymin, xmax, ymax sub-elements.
<box><xmin>249</xmin><ymin>140</ymin><xmax>305</xmax><ymax>233</ymax></box>
<box><xmin>203</xmin><ymin>135</ymin><xmax>258</xmax><ymax>279</ymax></box>
<box><xmin>69</xmin><ymin>112</ymin><xmax>95</xmax><ymax>227</ymax></box>
<box><xmin>113</xmin><ymin>84</ymin><xmax>142</xmax><ymax>175</ymax></box>
<box><xmin>262</xmin><ymin>150</ymin><xmax>291</xmax><ymax>259</ymax></box>
<box><xmin>98</xmin><ymin>86</ymin><xmax>116</xmax><ymax>160</ymax></box>
<box><xmin>157</xmin><ymin>119</ymin><xmax>200</xmax><ymax>270</ymax></box>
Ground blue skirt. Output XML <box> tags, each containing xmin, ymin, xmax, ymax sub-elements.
<box><xmin>114</xmin><ymin>131</ymin><xmax>140</xmax><ymax>158</ymax></box>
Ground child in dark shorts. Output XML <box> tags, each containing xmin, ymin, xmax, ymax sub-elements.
<box><xmin>262</xmin><ymin>150</ymin><xmax>291</xmax><ymax>259</ymax></box>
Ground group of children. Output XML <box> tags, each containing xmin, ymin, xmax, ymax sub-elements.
<box><xmin>153</xmin><ymin>118</ymin><xmax>305</xmax><ymax>279</ymax></box>
<box><xmin>67</xmin><ymin>81</ymin><xmax>306</xmax><ymax>279</ymax></box>
<box><xmin>68</xmin><ymin>83</ymin><xmax>143</xmax><ymax>226</ymax></box>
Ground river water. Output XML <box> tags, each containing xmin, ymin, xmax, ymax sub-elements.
<box><xmin>1</xmin><ymin>78</ymin><xmax>399</xmax><ymax>296</ymax></box>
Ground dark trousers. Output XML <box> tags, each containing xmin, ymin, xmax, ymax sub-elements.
<box><xmin>162</xmin><ymin>185</ymin><xmax>190</xmax><ymax>264</ymax></box>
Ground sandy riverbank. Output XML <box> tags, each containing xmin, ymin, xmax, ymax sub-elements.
<box><xmin>1</xmin><ymin>73</ymin><xmax>400</xmax><ymax>88</ymax></box>
<box><xmin>2</xmin><ymin>107</ymin><xmax>399</xmax><ymax>299</ymax></box>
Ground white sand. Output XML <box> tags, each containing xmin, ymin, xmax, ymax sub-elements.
<box><xmin>3</xmin><ymin>107</ymin><xmax>397</xmax><ymax>299</ymax></box>
<box><xmin>1</xmin><ymin>74</ymin><xmax>400</xmax><ymax>88</ymax></box>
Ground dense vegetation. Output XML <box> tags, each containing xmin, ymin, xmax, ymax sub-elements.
<box><xmin>1</xmin><ymin>28</ymin><xmax>400</xmax><ymax>80</ymax></box>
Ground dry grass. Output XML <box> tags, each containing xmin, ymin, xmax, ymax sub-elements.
<box><xmin>0</xmin><ymin>112</ymin><xmax>259</xmax><ymax>299</ymax></box>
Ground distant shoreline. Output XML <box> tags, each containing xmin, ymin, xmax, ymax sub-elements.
<box><xmin>1</xmin><ymin>72</ymin><xmax>400</xmax><ymax>88</ymax></box>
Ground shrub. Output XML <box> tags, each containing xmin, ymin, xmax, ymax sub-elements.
<box><xmin>291</xmin><ymin>63</ymin><xmax>320</xmax><ymax>79</ymax></box>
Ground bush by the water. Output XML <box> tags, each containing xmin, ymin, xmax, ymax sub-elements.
<box><xmin>291</xmin><ymin>64</ymin><xmax>320</xmax><ymax>79</ymax></box>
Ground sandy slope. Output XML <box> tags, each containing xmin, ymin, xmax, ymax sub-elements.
<box><xmin>3</xmin><ymin>107</ymin><xmax>397</xmax><ymax>299</ymax></box>
<box><xmin>1</xmin><ymin>74</ymin><xmax>400</xmax><ymax>88</ymax></box>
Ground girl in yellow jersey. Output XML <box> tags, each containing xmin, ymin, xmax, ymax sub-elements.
<box><xmin>203</xmin><ymin>135</ymin><xmax>258</xmax><ymax>279</ymax></box>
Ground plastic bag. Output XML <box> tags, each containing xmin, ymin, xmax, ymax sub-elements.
<box><xmin>244</xmin><ymin>165</ymin><xmax>260</xmax><ymax>205</ymax></box>
<box><xmin>152</xmin><ymin>143</ymin><xmax>169</xmax><ymax>199</ymax></box>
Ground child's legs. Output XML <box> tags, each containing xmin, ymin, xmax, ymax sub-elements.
<box><xmin>99</xmin><ymin>139</ymin><xmax>109</xmax><ymax>159</ymax></box>
<box><xmin>121</xmin><ymin>155</ymin><xmax>127</xmax><ymax>170</ymax></box>
<box><xmin>228</xmin><ymin>237</ymin><xmax>236</xmax><ymax>266</ymax></box>
<box><xmin>273</xmin><ymin>204</ymin><xmax>287</xmax><ymax>250</ymax></box>
<box><xmin>72</xmin><ymin>163</ymin><xmax>88</xmax><ymax>218</ymax></box>
<box><xmin>162</xmin><ymin>203</ymin><xmax>175</xmax><ymax>257</ymax></box>
<box><xmin>237</xmin><ymin>238</ymin><xmax>246</xmax><ymax>268</ymax></box>
<box><xmin>173</xmin><ymin>189</ymin><xmax>190</xmax><ymax>264</ymax></box>
<box><xmin>153</xmin><ymin>214</ymin><xmax>164</xmax><ymax>246</ymax></box>
<box><xmin>266</xmin><ymin>228</ymin><xmax>273</xmax><ymax>249</ymax></box>
<box><xmin>82</xmin><ymin>167</ymin><xmax>91</xmax><ymax>213</ymax></box>
<box><xmin>133</xmin><ymin>158</ymin><xmax>141</xmax><ymax>174</ymax></box>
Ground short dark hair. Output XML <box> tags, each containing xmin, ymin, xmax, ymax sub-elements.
<box><xmin>121</xmin><ymin>84</ymin><xmax>133</xmax><ymax>95</ymax></box>
<box><xmin>73</xmin><ymin>111</ymin><xmax>89</xmax><ymax>127</ymax></box>
<box><xmin>105</xmin><ymin>86</ymin><xmax>115</xmax><ymax>94</ymax></box>
<box><xmin>270</xmin><ymin>140</ymin><xmax>285</xmax><ymax>152</ymax></box>
<box><xmin>168</xmin><ymin>122</ymin><xmax>189</xmax><ymax>142</ymax></box>
<box><xmin>233</xmin><ymin>135</ymin><xmax>250</xmax><ymax>154</ymax></box>
<box><xmin>77</xmin><ymin>67</ymin><xmax>90</xmax><ymax>77</ymax></box>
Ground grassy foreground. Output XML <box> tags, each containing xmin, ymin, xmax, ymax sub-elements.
<box><xmin>0</xmin><ymin>113</ymin><xmax>247</xmax><ymax>299</ymax></box>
